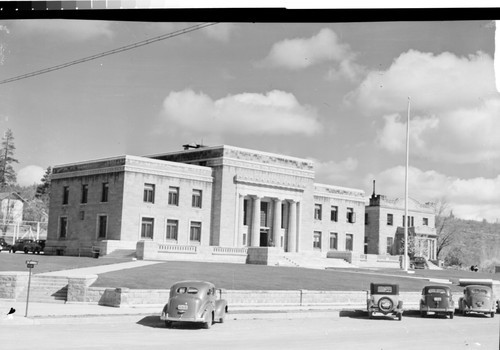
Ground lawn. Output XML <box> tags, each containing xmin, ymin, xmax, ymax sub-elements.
<box><xmin>1</xmin><ymin>252</ymin><xmax>498</xmax><ymax>292</ymax></box>
<box><xmin>0</xmin><ymin>251</ymin><xmax>130</xmax><ymax>273</ymax></box>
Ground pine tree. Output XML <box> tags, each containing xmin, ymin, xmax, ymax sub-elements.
<box><xmin>35</xmin><ymin>166</ymin><xmax>52</xmax><ymax>201</ymax></box>
<box><xmin>0</xmin><ymin>129</ymin><xmax>18</xmax><ymax>190</ymax></box>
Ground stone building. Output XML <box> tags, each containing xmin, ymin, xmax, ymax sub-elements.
<box><xmin>364</xmin><ymin>185</ymin><xmax>437</xmax><ymax>260</ymax></box>
<box><xmin>46</xmin><ymin>145</ymin><xmax>366</xmax><ymax>262</ymax></box>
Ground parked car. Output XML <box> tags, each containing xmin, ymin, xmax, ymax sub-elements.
<box><xmin>10</xmin><ymin>239</ymin><xmax>43</xmax><ymax>254</ymax></box>
<box><xmin>367</xmin><ymin>283</ymin><xmax>403</xmax><ymax>321</ymax></box>
<box><xmin>0</xmin><ymin>238</ymin><xmax>11</xmax><ymax>251</ymax></box>
<box><xmin>160</xmin><ymin>280</ymin><xmax>228</xmax><ymax>329</ymax></box>
<box><xmin>410</xmin><ymin>256</ymin><xmax>428</xmax><ymax>269</ymax></box>
<box><xmin>420</xmin><ymin>285</ymin><xmax>454</xmax><ymax>319</ymax></box>
<box><xmin>35</xmin><ymin>239</ymin><xmax>46</xmax><ymax>251</ymax></box>
<box><xmin>458</xmin><ymin>285</ymin><xmax>496</xmax><ymax>318</ymax></box>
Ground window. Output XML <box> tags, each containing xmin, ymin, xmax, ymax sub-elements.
<box><xmin>81</xmin><ymin>184</ymin><xmax>88</xmax><ymax>204</ymax></box>
<box><xmin>345</xmin><ymin>234</ymin><xmax>353</xmax><ymax>251</ymax></box>
<box><xmin>346</xmin><ymin>208</ymin><xmax>356</xmax><ymax>223</ymax></box>
<box><xmin>329</xmin><ymin>232</ymin><xmax>338</xmax><ymax>250</ymax></box>
<box><xmin>260</xmin><ymin>202</ymin><xmax>268</xmax><ymax>227</ymax></box>
<box><xmin>59</xmin><ymin>217</ymin><xmax>68</xmax><ymax>238</ymax></box>
<box><xmin>192</xmin><ymin>189</ymin><xmax>202</xmax><ymax>208</ymax></box>
<box><xmin>168</xmin><ymin>186</ymin><xmax>179</xmax><ymax>206</ymax></box>
<box><xmin>166</xmin><ymin>219</ymin><xmax>178</xmax><ymax>240</ymax></box>
<box><xmin>387</xmin><ymin>213</ymin><xmax>393</xmax><ymax>226</ymax></box>
<box><xmin>143</xmin><ymin>183</ymin><xmax>155</xmax><ymax>203</ymax></box>
<box><xmin>330</xmin><ymin>206</ymin><xmax>338</xmax><ymax>222</ymax></box>
<box><xmin>365</xmin><ymin>213</ymin><xmax>368</xmax><ymax>225</ymax></box>
<box><xmin>97</xmin><ymin>215</ymin><xmax>107</xmax><ymax>239</ymax></box>
<box><xmin>314</xmin><ymin>204</ymin><xmax>322</xmax><ymax>220</ymax></box>
<box><xmin>62</xmin><ymin>186</ymin><xmax>69</xmax><ymax>205</ymax></box>
<box><xmin>386</xmin><ymin>237</ymin><xmax>394</xmax><ymax>254</ymax></box>
<box><xmin>423</xmin><ymin>217</ymin><xmax>429</xmax><ymax>226</ymax></box>
<box><xmin>402</xmin><ymin>215</ymin><xmax>414</xmax><ymax>227</ymax></box>
<box><xmin>101</xmin><ymin>182</ymin><xmax>109</xmax><ymax>202</ymax></box>
<box><xmin>141</xmin><ymin>217</ymin><xmax>154</xmax><ymax>239</ymax></box>
<box><xmin>243</xmin><ymin>199</ymin><xmax>248</xmax><ymax>225</ymax></box>
<box><xmin>190</xmin><ymin>221</ymin><xmax>202</xmax><ymax>242</ymax></box>
<box><xmin>313</xmin><ymin>231</ymin><xmax>322</xmax><ymax>249</ymax></box>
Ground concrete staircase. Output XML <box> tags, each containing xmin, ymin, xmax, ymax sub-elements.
<box><xmin>17</xmin><ymin>275</ymin><xmax>69</xmax><ymax>303</ymax></box>
<box><xmin>275</xmin><ymin>253</ymin><xmax>354</xmax><ymax>269</ymax></box>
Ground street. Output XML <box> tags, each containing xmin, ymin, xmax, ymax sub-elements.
<box><xmin>2</xmin><ymin>311</ymin><xmax>498</xmax><ymax>350</ymax></box>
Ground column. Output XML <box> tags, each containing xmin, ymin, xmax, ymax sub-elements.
<box><xmin>272</xmin><ymin>198</ymin><xmax>282</xmax><ymax>248</ymax></box>
<box><xmin>235</xmin><ymin>194</ymin><xmax>245</xmax><ymax>246</ymax></box>
<box><xmin>288</xmin><ymin>200</ymin><xmax>297</xmax><ymax>252</ymax></box>
<box><xmin>251</xmin><ymin>196</ymin><xmax>261</xmax><ymax>247</ymax></box>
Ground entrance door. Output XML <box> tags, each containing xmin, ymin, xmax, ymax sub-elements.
<box><xmin>259</xmin><ymin>229</ymin><xmax>269</xmax><ymax>247</ymax></box>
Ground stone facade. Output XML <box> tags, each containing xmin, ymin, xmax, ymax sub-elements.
<box><xmin>47</xmin><ymin>145</ymin><xmax>366</xmax><ymax>259</ymax></box>
<box><xmin>365</xmin><ymin>190</ymin><xmax>437</xmax><ymax>259</ymax></box>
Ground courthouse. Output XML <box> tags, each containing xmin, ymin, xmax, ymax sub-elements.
<box><xmin>45</xmin><ymin>144</ymin><xmax>367</xmax><ymax>262</ymax></box>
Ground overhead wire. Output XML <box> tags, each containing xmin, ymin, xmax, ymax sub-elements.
<box><xmin>0</xmin><ymin>22</ymin><xmax>218</xmax><ymax>85</ymax></box>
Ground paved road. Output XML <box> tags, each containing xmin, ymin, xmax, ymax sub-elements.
<box><xmin>2</xmin><ymin>311</ymin><xmax>498</xmax><ymax>350</ymax></box>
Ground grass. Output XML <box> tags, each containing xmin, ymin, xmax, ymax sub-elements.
<box><xmin>0</xmin><ymin>251</ymin><xmax>130</xmax><ymax>273</ymax></box>
<box><xmin>1</xmin><ymin>252</ymin><xmax>498</xmax><ymax>292</ymax></box>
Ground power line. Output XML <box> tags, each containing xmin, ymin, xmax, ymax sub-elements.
<box><xmin>0</xmin><ymin>22</ymin><xmax>218</xmax><ymax>85</ymax></box>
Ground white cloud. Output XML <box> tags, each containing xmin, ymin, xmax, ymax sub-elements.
<box><xmin>160</xmin><ymin>89</ymin><xmax>322</xmax><ymax>136</ymax></box>
<box><xmin>13</xmin><ymin>20</ymin><xmax>113</xmax><ymax>40</ymax></box>
<box><xmin>257</xmin><ymin>28</ymin><xmax>354</xmax><ymax>70</ymax></box>
<box><xmin>347</xmin><ymin>50</ymin><xmax>497</xmax><ymax>114</ymax></box>
<box><xmin>366</xmin><ymin>166</ymin><xmax>500</xmax><ymax>222</ymax></box>
<box><xmin>313</xmin><ymin>157</ymin><xmax>359</xmax><ymax>184</ymax></box>
<box><xmin>17</xmin><ymin>165</ymin><xmax>45</xmax><ymax>186</ymax></box>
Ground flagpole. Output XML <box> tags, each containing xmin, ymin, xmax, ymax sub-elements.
<box><xmin>404</xmin><ymin>97</ymin><xmax>410</xmax><ymax>272</ymax></box>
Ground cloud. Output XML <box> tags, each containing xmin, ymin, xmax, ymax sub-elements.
<box><xmin>203</xmin><ymin>23</ymin><xmax>235</xmax><ymax>42</ymax></box>
<box><xmin>17</xmin><ymin>165</ymin><xmax>45</xmax><ymax>186</ymax></box>
<box><xmin>313</xmin><ymin>157</ymin><xmax>359</xmax><ymax>184</ymax></box>
<box><xmin>160</xmin><ymin>89</ymin><xmax>322</xmax><ymax>136</ymax></box>
<box><xmin>366</xmin><ymin>166</ymin><xmax>500</xmax><ymax>222</ymax></box>
<box><xmin>375</xmin><ymin>99</ymin><xmax>500</xmax><ymax>164</ymax></box>
<box><xmin>347</xmin><ymin>50</ymin><xmax>497</xmax><ymax>114</ymax></box>
<box><xmin>256</xmin><ymin>28</ymin><xmax>355</xmax><ymax>71</ymax></box>
<box><xmin>12</xmin><ymin>20</ymin><xmax>113</xmax><ymax>40</ymax></box>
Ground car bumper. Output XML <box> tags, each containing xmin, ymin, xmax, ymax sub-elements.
<box><xmin>160</xmin><ymin>312</ymin><xmax>205</xmax><ymax>323</ymax></box>
<box><xmin>368</xmin><ymin>307</ymin><xmax>402</xmax><ymax>315</ymax></box>
<box><xmin>420</xmin><ymin>306</ymin><xmax>454</xmax><ymax>313</ymax></box>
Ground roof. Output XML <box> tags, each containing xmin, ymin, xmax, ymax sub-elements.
<box><xmin>0</xmin><ymin>192</ymin><xmax>26</xmax><ymax>202</ymax></box>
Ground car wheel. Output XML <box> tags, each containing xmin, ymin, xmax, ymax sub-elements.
<box><xmin>203</xmin><ymin>311</ymin><xmax>213</xmax><ymax>329</ymax></box>
<box><xmin>397</xmin><ymin>313</ymin><xmax>402</xmax><ymax>321</ymax></box>
<box><xmin>449</xmin><ymin>312</ymin><xmax>454</xmax><ymax>319</ymax></box>
<box><xmin>377</xmin><ymin>297</ymin><xmax>394</xmax><ymax>313</ymax></box>
<box><xmin>420</xmin><ymin>311</ymin><xmax>426</xmax><ymax>318</ymax></box>
<box><xmin>24</xmin><ymin>248</ymin><xmax>29</xmax><ymax>254</ymax></box>
<box><xmin>165</xmin><ymin>321</ymin><xmax>172</xmax><ymax>328</ymax></box>
<box><xmin>368</xmin><ymin>311</ymin><xmax>373</xmax><ymax>319</ymax></box>
<box><xmin>491</xmin><ymin>312</ymin><xmax>495</xmax><ymax>318</ymax></box>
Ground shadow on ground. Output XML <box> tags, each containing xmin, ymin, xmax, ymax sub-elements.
<box><xmin>136</xmin><ymin>315</ymin><xmax>208</xmax><ymax>330</ymax></box>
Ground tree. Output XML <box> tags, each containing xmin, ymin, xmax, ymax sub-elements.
<box><xmin>0</xmin><ymin>129</ymin><xmax>18</xmax><ymax>190</ymax></box>
<box><xmin>35</xmin><ymin>166</ymin><xmax>52</xmax><ymax>203</ymax></box>
<box><xmin>434</xmin><ymin>199</ymin><xmax>458</xmax><ymax>259</ymax></box>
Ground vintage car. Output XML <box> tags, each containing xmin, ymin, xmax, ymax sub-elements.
<box><xmin>367</xmin><ymin>283</ymin><xmax>403</xmax><ymax>321</ymax></box>
<box><xmin>0</xmin><ymin>238</ymin><xmax>11</xmax><ymax>251</ymax></box>
<box><xmin>458</xmin><ymin>285</ymin><xmax>496</xmax><ymax>317</ymax></box>
<box><xmin>160</xmin><ymin>280</ymin><xmax>227</xmax><ymax>329</ymax></box>
<box><xmin>10</xmin><ymin>239</ymin><xmax>43</xmax><ymax>254</ymax></box>
<box><xmin>420</xmin><ymin>285</ymin><xmax>454</xmax><ymax>319</ymax></box>
<box><xmin>410</xmin><ymin>256</ymin><xmax>428</xmax><ymax>269</ymax></box>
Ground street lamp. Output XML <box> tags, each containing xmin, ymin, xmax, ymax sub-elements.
<box><xmin>25</xmin><ymin>259</ymin><xmax>38</xmax><ymax>317</ymax></box>
<box><xmin>403</xmin><ymin>97</ymin><xmax>411</xmax><ymax>272</ymax></box>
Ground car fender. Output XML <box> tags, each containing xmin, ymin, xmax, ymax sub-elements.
<box><xmin>214</xmin><ymin>299</ymin><xmax>227</xmax><ymax>318</ymax></box>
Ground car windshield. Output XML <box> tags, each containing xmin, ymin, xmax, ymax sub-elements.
<box><xmin>176</xmin><ymin>286</ymin><xmax>199</xmax><ymax>294</ymax></box>
<box><xmin>427</xmin><ymin>288</ymin><xmax>447</xmax><ymax>294</ymax></box>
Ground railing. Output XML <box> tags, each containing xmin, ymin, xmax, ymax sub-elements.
<box><xmin>158</xmin><ymin>244</ymin><xmax>198</xmax><ymax>254</ymax></box>
<box><xmin>212</xmin><ymin>247</ymin><xmax>248</xmax><ymax>255</ymax></box>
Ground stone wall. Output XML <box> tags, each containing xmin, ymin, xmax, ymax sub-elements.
<box><xmin>0</xmin><ymin>272</ymin><xmax>29</xmax><ymax>300</ymax></box>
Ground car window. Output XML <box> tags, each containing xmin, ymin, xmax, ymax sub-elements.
<box><xmin>471</xmin><ymin>288</ymin><xmax>489</xmax><ymax>295</ymax></box>
<box><xmin>187</xmin><ymin>287</ymin><xmax>198</xmax><ymax>294</ymax></box>
<box><xmin>176</xmin><ymin>287</ymin><xmax>187</xmax><ymax>294</ymax></box>
<box><xmin>377</xmin><ymin>286</ymin><xmax>393</xmax><ymax>293</ymax></box>
<box><xmin>428</xmin><ymin>288</ymin><xmax>447</xmax><ymax>294</ymax></box>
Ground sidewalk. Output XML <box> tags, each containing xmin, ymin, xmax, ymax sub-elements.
<box><xmin>36</xmin><ymin>260</ymin><xmax>163</xmax><ymax>277</ymax></box>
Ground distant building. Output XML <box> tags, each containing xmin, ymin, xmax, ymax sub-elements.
<box><xmin>0</xmin><ymin>192</ymin><xmax>25</xmax><ymax>224</ymax></box>
<box><xmin>45</xmin><ymin>145</ymin><xmax>366</xmax><ymax>261</ymax></box>
<box><xmin>364</xmin><ymin>183</ymin><xmax>437</xmax><ymax>260</ymax></box>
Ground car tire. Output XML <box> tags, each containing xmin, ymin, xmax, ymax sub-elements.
<box><xmin>449</xmin><ymin>312</ymin><xmax>454</xmax><ymax>319</ymax></box>
<box><xmin>368</xmin><ymin>311</ymin><xmax>373</xmax><ymax>319</ymax></box>
<box><xmin>491</xmin><ymin>312</ymin><xmax>495</xmax><ymax>318</ymax></box>
<box><xmin>377</xmin><ymin>297</ymin><xmax>394</xmax><ymax>312</ymax></box>
<box><xmin>203</xmin><ymin>311</ymin><xmax>213</xmax><ymax>329</ymax></box>
<box><xmin>397</xmin><ymin>313</ymin><xmax>402</xmax><ymax>321</ymax></box>
<box><xmin>165</xmin><ymin>321</ymin><xmax>172</xmax><ymax>328</ymax></box>
<box><xmin>24</xmin><ymin>248</ymin><xmax>29</xmax><ymax>254</ymax></box>
<box><xmin>421</xmin><ymin>311</ymin><xmax>426</xmax><ymax>318</ymax></box>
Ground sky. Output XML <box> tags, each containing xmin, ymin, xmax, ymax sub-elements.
<box><xmin>0</xmin><ymin>16</ymin><xmax>499</xmax><ymax>222</ymax></box>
